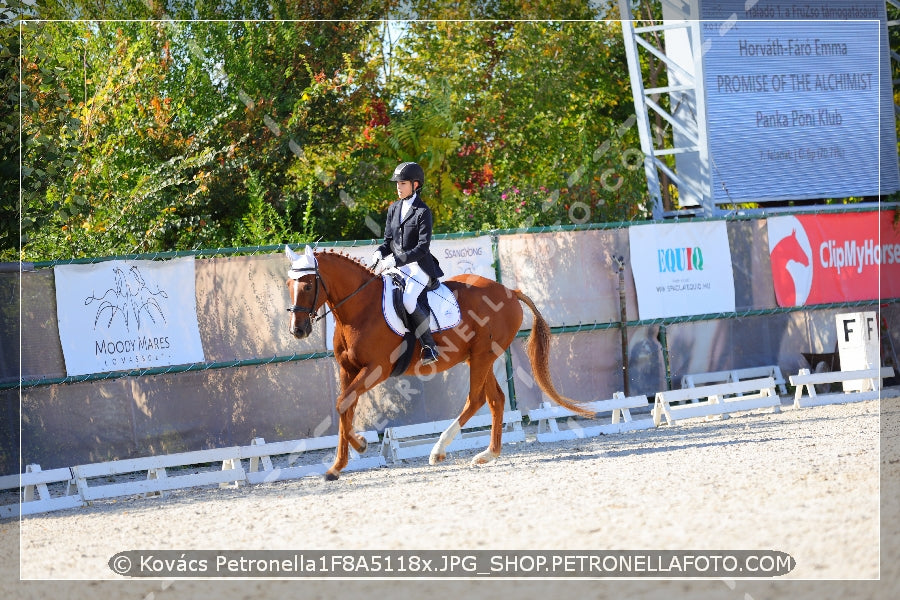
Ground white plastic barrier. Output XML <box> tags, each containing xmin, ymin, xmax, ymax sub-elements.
<box><xmin>242</xmin><ymin>432</ymin><xmax>384</xmax><ymax>484</ymax></box>
<box><xmin>681</xmin><ymin>365</ymin><xmax>788</xmax><ymax>396</ymax></box>
<box><xmin>790</xmin><ymin>366</ymin><xmax>894</xmax><ymax>408</ymax></box>
<box><xmin>1</xmin><ymin>431</ymin><xmax>385</xmax><ymax>516</ymax></box>
<box><xmin>71</xmin><ymin>447</ymin><xmax>249</xmax><ymax>502</ymax></box>
<box><xmin>653</xmin><ymin>377</ymin><xmax>781</xmax><ymax>426</ymax></box>
<box><xmin>0</xmin><ymin>464</ymin><xmax>83</xmax><ymax>518</ymax></box>
<box><xmin>527</xmin><ymin>393</ymin><xmax>653</xmax><ymax>443</ymax></box>
<box><xmin>381</xmin><ymin>411</ymin><xmax>524</xmax><ymax>462</ymax></box>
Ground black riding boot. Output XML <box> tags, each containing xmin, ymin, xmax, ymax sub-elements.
<box><xmin>408</xmin><ymin>307</ymin><xmax>439</xmax><ymax>365</ymax></box>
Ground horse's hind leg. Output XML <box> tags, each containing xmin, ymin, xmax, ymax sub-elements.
<box><xmin>471</xmin><ymin>376</ymin><xmax>506</xmax><ymax>465</ymax></box>
<box><xmin>429</xmin><ymin>363</ymin><xmax>490</xmax><ymax>465</ymax></box>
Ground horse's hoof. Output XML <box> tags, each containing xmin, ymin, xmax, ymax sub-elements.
<box><xmin>471</xmin><ymin>450</ymin><xmax>500</xmax><ymax>465</ymax></box>
<box><xmin>324</xmin><ymin>471</ymin><xmax>340</xmax><ymax>481</ymax></box>
<box><xmin>429</xmin><ymin>452</ymin><xmax>446</xmax><ymax>465</ymax></box>
<box><xmin>356</xmin><ymin>436</ymin><xmax>368</xmax><ymax>454</ymax></box>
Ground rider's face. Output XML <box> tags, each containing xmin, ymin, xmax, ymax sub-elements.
<box><xmin>396</xmin><ymin>180</ymin><xmax>415</xmax><ymax>199</ymax></box>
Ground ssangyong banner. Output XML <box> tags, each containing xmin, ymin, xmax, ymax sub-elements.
<box><xmin>767</xmin><ymin>211</ymin><xmax>900</xmax><ymax>306</ymax></box>
<box><xmin>338</xmin><ymin>235</ymin><xmax>496</xmax><ymax>281</ymax></box>
<box><xmin>54</xmin><ymin>256</ymin><xmax>205</xmax><ymax>376</ymax></box>
<box><xmin>629</xmin><ymin>221</ymin><xmax>736</xmax><ymax>320</ymax></box>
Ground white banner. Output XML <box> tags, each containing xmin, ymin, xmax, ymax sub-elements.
<box><xmin>54</xmin><ymin>257</ymin><xmax>205</xmax><ymax>376</ymax></box>
<box><xmin>629</xmin><ymin>222</ymin><xmax>736</xmax><ymax>320</ymax></box>
<box><xmin>432</xmin><ymin>235</ymin><xmax>496</xmax><ymax>281</ymax></box>
<box><xmin>338</xmin><ymin>235</ymin><xmax>495</xmax><ymax>281</ymax></box>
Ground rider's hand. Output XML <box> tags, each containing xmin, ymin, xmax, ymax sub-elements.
<box><xmin>367</xmin><ymin>250</ymin><xmax>382</xmax><ymax>269</ymax></box>
<box><xmin>374</xmin><ymin>254</ymin><xmax>396</xmax><ymax>274</ymax></box>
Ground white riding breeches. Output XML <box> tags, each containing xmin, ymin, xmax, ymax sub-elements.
<box><xmin>398</xmin><ymin>262</ymin><xmax>428</xmax><ymax>313</ymax></box>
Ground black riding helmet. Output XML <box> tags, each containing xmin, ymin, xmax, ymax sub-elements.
<box><xmin>390</xmin><ymin>161</ymin><xmax>425</xmax><ymax>188</ymax></box>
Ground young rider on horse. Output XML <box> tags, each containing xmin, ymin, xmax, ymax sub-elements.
<box><xmin>367</xmin><ymin>161</ymin><xmax>444</xmax><ymax>365</ymax></box>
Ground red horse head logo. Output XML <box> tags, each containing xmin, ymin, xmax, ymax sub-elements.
<box><xmin>770</xmin><ymin>227</ymin><xmax>812</xmax><ymax>306</ymax></box>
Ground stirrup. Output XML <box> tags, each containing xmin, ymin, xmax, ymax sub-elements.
<box><xmin>421</xmin><ymin>344</ymin><xmax>439</xmax><ymax>365</ymax></box>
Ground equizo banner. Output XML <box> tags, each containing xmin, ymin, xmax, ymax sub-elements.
<box><xmin>629</xmin><ymin>221</ymin><xmax>736</xmax><ymax>320</ymax></box>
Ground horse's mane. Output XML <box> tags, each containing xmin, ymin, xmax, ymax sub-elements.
<box><xmin>315</xmin><ymin>248</ymin><xmax>379</xmax><ymax>279</ymax></box>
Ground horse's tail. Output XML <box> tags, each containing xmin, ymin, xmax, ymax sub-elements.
<box><xmin>514</xmin><ymin>290</ymin><xmax>595</xmax><ymax>418</ymax></box>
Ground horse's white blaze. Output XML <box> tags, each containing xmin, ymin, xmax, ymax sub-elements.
<box><xmin>429</xmin><ymin>418</ymin><xmax>462</xmax><ymax>464</ymax></box>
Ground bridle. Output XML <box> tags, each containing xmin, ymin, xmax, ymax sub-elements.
<box><xmin>286</xmin><ymin>264</ymin><xmax>328</xmax><ymax>324</ymax></box>
<box><xmin>287</xmin><ymin>262</ymin><xmax>380</xmax><ymax>325</ymax></box>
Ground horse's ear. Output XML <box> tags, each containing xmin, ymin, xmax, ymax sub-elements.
<box><xmin>285</xmin><ymin>244</ymin><xmax>302</xmax><ymax>263</ymax></box>
<box><xmin>304</xmin><ymin>245</ymin><xmax>315</xmax><ymax>260</ymax></box>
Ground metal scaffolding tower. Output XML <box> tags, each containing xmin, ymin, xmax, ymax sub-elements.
<box><xmin>618</xmin><ymin>0</ymin><xmax>714</xmax><ymax>219</ymax></box>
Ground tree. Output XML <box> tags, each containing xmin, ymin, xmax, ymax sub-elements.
<box><xmin>384</xmin><ymin>17</ymin><xmax>649</xmax><ymax>232</ymax></box>
<box><xmin>16</xmin><ymin>5</ymin><xmax>388</xmax><ymax>260</ymax></box>
<box><xmin>11</xmin><ymin>0</ymin><xmax>654</xmax><ymax>262</ymax></box>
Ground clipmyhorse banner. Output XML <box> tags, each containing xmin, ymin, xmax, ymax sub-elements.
<box><xmin>767</xmin><ymin>210</ymin><xmax>900</xmax><ymax>306</ymax></box>
<box><xmin>54</xmin><ymin>257</ymin><xmax>205</xmax><ymax>376</ymax></box>
<box><xmin>629</xmin><ymin>221</ymin><xmax>736</xmax><ymax>319</ymax></box>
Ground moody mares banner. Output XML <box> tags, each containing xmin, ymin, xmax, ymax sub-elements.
<box><xmin>54</xmin><ymin>257</ymin><xmax>205</xmax><ymax>376</ymax></box>
<box><xmin>767</xmin><ymin>211</ymin><xmax>900</xmax><ymax>307</ymax></box>
<box><xmin>629</xmin><ymin>221</ymin><xmax>736</xmax><ymax>320</ymax></box>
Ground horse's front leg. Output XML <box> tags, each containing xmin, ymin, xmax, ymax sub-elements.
<box><xmin>325</xmin><ymin>364</ymin><xmax>387</xmax><ymax>481</ymax></box>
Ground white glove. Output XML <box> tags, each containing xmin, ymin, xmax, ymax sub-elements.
<box><xmin>374</xmin><ymin>253</ymin><xmax>396</xmax><ymax>274</ymax></box>
<box><xmin>367</xmin><ymin>250</ymin><xmax>383</xmax><ymax>268</ymax></box>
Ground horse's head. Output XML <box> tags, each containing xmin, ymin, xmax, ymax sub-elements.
<box><xmin>774</xmin><ymin>229</ymin><xmax>810</xmax><ymax>267</ymax></box>
<box><xmin>285</xmin><ymin>244</ymin><xmax>323</xmax><ymax>339</ymax></box>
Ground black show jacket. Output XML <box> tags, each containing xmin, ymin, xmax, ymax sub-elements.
<box><xmin>376</xmin><ymin>193</ymin><xmax>444</xmax><ymax>280</ymax></box>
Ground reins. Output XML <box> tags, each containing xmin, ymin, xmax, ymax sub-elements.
<box><xmin>316</xmin><ymin>274</ymin><xmax>380</xmax><ymax>322</ymax></box>
<box><xmin>288</xmin><ymin>264</ymin><xmax>380</xmax><ymax>324</ymax></box>
<box><xmin>288</xmin><ymin>254</ymin><xmax>456</xmax><ymax>325</ymax></box>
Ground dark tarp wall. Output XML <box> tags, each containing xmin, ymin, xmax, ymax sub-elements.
<box><xmin>19</xmin><ymin>269</ymin><xmax>65</xmax><ymax>381</ymax></box>
<box><xmin>497</xmin><ymin>228</ymin><xmax>638</xmax><ymax>327</ymax></box>
<box><xmin>728</xmin><ymin>219</ymin><xmax>778</xmax><ymax>311</ymax></box>
<box><xmin>509</xmin><ymin>330</ymin><xmax>623</xmax><ymax>413</ymax></box>
<box><xmin>666</xmin><ymin>309</ymin><xmax>848</xmax><ymax>385</ymax></box>
<box><xmin>0</xmin><ymin>271</ymin><xmax>20</xmax><ymax>385</ymax></box>
<box><xmin>20</xmin><ymin>359</ymin><xmax>341</xmax><ymax>469</ymax></box>
<box><xmin>0</xmin><ymin>271</ymin><xmax>19</xmax><ymax>475</ymax></box>
<box><xmin>5</xmin><ymin>221</ymin><xmax>898</xmax><ymax>475</ymax></box>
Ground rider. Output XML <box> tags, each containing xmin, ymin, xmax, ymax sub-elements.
<box><xmin>368</xmin><ymin>161</ymin><xmax>444</xmax><ymax>365</ymax></box>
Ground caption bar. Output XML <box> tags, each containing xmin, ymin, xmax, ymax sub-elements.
<box><xmin>109</xmin><ymin>550</ymin><xmax>795</xmax><ymax>578</ymax></box>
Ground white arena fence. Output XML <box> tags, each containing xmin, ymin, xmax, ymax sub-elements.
<box><xmin>2</xmin><ymin>363</ymin><xmax>895</xmax><ymax>518</ymax></box>
<box><xmin>2</xmin><ymin>219</ymin><xmax>899</xmax><ymax>499</ymax></box>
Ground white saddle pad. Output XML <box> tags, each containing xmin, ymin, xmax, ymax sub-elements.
<box><xmin>381</xmin><ymin>274</ymin><xmax>461</xmax><ymax>337</ymax></box>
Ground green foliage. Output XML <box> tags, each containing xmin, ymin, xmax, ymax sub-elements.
<box><xmin>11</xmin><ymin>1</ymin><xmax>653</xmax><ymax>263</ymax></box>
<box><xmin>388</xmin><ymin>19</ymin><xmax>649</xmax><ymax>230</ymax></box>
<box><xmin>0</xmin><ymin>13</ymin><xmax>20</xmax><ymax>261</ymax></box>
<box><xmin>232</xmin><ymin>171</ymin><xmax>291</xmax><ymax>247</ymax></box>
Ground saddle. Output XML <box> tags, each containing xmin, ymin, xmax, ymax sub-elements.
<box><xmin>382</xmin><ymin>271</ymin><xmax>461</xmax><ymax>376</ymax></box>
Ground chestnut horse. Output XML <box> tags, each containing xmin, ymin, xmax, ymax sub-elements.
<box><xmin>285</xmin><ymin>245</ymin><xmax>593</xmax><ymax>480</ymax></box>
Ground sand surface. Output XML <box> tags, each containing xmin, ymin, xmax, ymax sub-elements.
<box><xmin>2</xmin><ymin>394</ymin><xmax>899</xmax><ymax>599</ymax></box>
